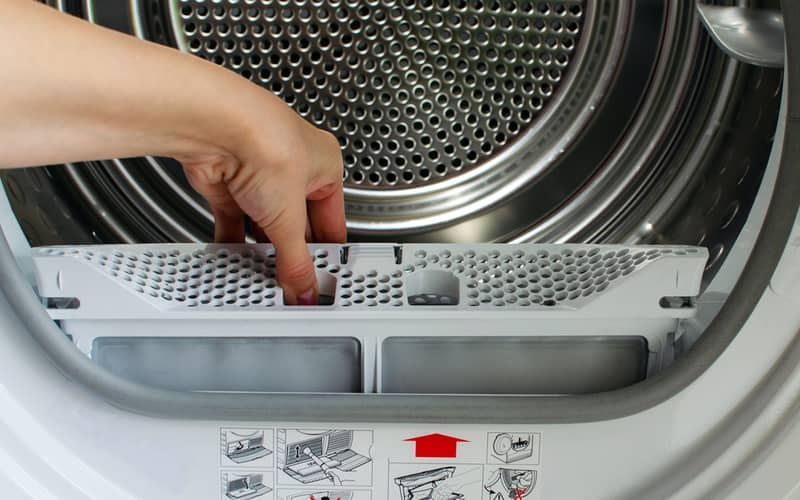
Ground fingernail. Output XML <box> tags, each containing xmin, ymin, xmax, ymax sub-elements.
<box><xmin>298</xmin><ymin>288</ymin><xmax>316</xmax><ymax>306</ymax></box>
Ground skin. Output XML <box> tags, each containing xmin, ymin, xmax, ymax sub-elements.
<box><xmin>0</xmin><ymin>0</ymin><xmax>346</xmax><ymax>305</ymax></box>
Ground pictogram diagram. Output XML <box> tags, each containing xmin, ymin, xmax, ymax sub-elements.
<box><xmin>221</xmin><ymin>428</ymin><xmax>274</xmax><ymax>466</ymax></box>
<box><xmin>277</xmin><ymin>429</ymin><xmax>373</xmax><ymax>487</ymax></box>
<box><xmin>483</xmin><ymin>468</ymin><xmax>538</xmax><ymax>500</ymax></box>
<box><xmin>221</xmin><ymin>470</ymin><xmax>273</xmax><ymax>500</ymax></box>
<box><xmin>487</xmin><ymin>433</ymin><xmax>541</xmax><ymax>465</ymax></box>
<box><xmin>389</xmin><ymin>463</ymin><xmax>482</xmax><ymax>500</ymax></box>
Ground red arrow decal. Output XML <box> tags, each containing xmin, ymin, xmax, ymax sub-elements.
<box><xmin>403</xmin><ymin>433</ymin><xmax>469</xmax><ymax>458</ymax></box>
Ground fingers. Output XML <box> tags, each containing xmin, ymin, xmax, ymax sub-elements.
<box><xmin>308</xmin><ymin>183</ymin><xmax>347</xmax><ymax>243</ymax></box>
<box><xmin>251</xmin><ymin>221</ymin><xmax>269</xmax><ymax>243</ymax></box>
<box><xmin>257</xmin><ymin>194</ymin><xmax>318</xmax><ymax>305</ymax></box>
<box><xmin>211</xmin><ymin>204</ymin><xmax>245</xmax><ymax>243</ymax></box>
<box><xmin>184</xmin><ymin>168</ymin><xmax>246</xmax><ymax>243</ymax></box>
<box><xmin>305</xmin><ymin>216</ymin><xmax>313</xmax><ymax>243</ymax></box>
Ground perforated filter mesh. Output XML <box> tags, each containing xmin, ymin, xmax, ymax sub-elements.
<box><xmin>41</xmin><ymin>247</ymin><xmax>283</xmax><ymax>308</ymax></box>
<box><xmin>173</xmin><ymin>0</ymin><xmax>586</xmax><ymax>188</ymax></box>
<box><xmin>405</xmin><ymin>246</ymin><xmax>701</xmax><ymax>307</ymax></box>
<box><xmin>37</xmin><ymin>244</ymin><xmax>700</xmax><ymax>310</ymax></box>
<box><xmin>337</xmin><ymin>269</ymin><xmax>406</xmax><ymax>307</ymax></box>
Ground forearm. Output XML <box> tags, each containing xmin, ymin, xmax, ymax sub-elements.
<box><xmin>0</xmin><ymin>0</ymin><xmax>297</xmax><ymax>168</ymax></box>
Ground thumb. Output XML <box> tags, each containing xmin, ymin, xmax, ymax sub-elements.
<box><xmin>259</xmin><ymin>195</ymin><xmax>317</xmax><ymax>305</ymax></box>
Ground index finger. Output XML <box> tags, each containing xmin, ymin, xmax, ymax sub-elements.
<box><xmin>257</xmin><ymin>193</ymin><xmax>318</xmax><ymax>305</ymax></box>
<box><xmin>308</xmin><ymin>182</ymin><xmax>347</xmax><ymax>243</ymax></box>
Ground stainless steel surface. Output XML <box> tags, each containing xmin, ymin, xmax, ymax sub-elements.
<box><xmin>0</xmin><ymin>1</ymin><xmax>783</xmax><ymax>285</ymax></box>
<box><xmin>166</xmin><ymin>0</ymin><xmax>624</xmax><ymax>232</ymax></box>
<box><xmin>133</xmin><ymin>1</ymin><xmax>781</xmax><ymax>247</ymax></box>
<box><xmin>697</xmin><ymin>4</ymin><xmax>785</xmax><ymax>68</ymax></box>
<box><xmin>173</xmin><ymin>1</ymin><xmax>588</xmax><ymax>190</ymax></box>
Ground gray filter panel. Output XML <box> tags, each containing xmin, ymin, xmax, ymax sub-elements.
<box><xmin>381</xmin><ymin>336</ymin><xmax>648</xmax><ymax>394</ymax></box>
<box><xmin>92</xmin><ymin>337</ymin><xmax>362</xmax><ymax>393</ymax></box>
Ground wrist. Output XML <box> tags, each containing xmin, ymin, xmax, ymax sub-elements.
<box><xmin>171</xmin><ymin>63</ymin><xmax>305</xmax><ymax>167</ymax></box>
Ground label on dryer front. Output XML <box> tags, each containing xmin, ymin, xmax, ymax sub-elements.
<box><xmin>217</xmin><ymin>425</ymin><xmax>543</xmax><ymax>500</ymax></box>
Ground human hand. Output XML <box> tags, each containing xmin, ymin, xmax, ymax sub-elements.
<box><xmin>0</xmin><ymin>0</ymin><xmax>346</xmax><ymax>305</ymax></box>
<box><xmin>178</xmin><ymin>116</ymin><xmax>345</xmax><ymax>306</ymax></box>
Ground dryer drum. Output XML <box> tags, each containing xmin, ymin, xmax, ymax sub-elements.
<box><xmin>1</xmin><ymin>0</ymin><xmax>782</xmax><ymax>284</ymax></box>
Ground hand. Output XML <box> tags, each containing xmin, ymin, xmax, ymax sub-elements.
<box><xmin>0</xmin><ymin>0</ymin><xmax>346</xmax><ymax>304</ymax></box>
<box><xmin>179</xmin><ymin>123</ymin><xmax>345</xmax><ymax>305</ymax></box>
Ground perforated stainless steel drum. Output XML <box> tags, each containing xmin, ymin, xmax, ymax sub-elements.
<box><xmin>1</xmin><ymin>0</ymin><xmax>783</xmax><ymax>282</ymax></box>
<box><xmin>171</xmin><ymin>0</ymin><xmax>606</xmax><ymax>232</ymax></box>
<box><xmin>176</xmin><ymin>1</ymin><xmax>588</xmax><ymax>187</ymax></box>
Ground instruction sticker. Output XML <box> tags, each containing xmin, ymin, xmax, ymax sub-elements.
<box><xmin>214</xmin><ymin>426</ymin><xmax>543</xmax><ymax>500</ymax></box>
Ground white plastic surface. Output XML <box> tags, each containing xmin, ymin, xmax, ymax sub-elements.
<box><xmin>32</xmin><ymin>243</ymin><xmax>706</xmax><ymax>318</ymax></box>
